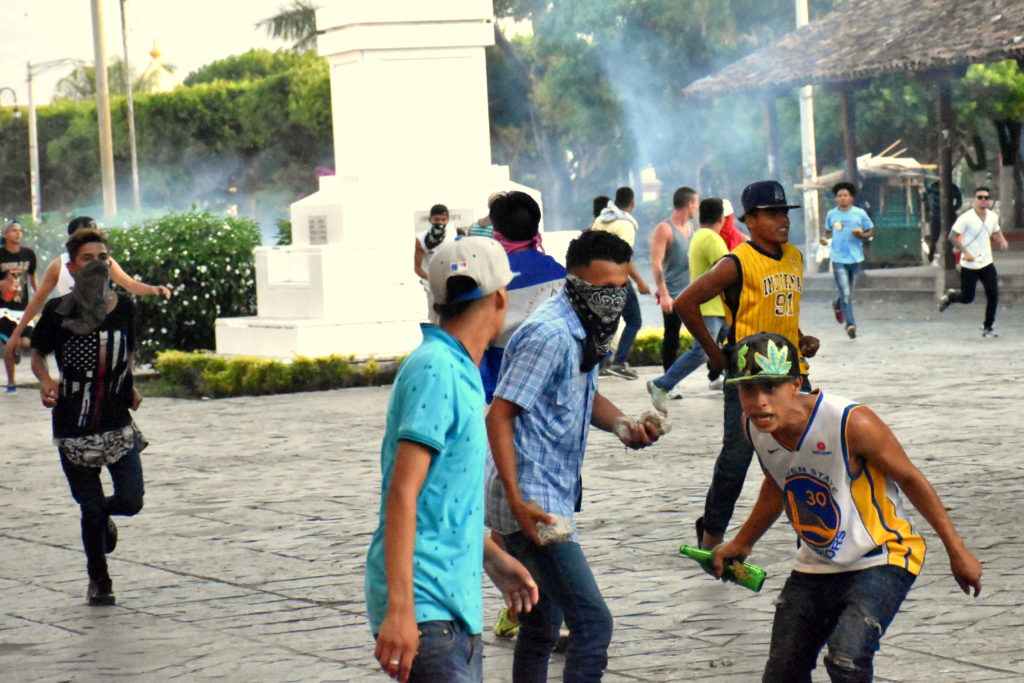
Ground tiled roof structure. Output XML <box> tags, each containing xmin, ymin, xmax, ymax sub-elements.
<box><xmin>682</xmin><ymin>0</ymin><xmax>1024</xmax><ymax>97</ymax></box>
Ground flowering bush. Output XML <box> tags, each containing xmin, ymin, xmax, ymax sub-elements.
<box><xmin>106</xmin><ymin>210</ymin><xmax>261</xmax><ymax>361</ymax></box>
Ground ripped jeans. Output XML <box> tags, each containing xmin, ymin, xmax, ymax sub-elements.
<box><xmin>763</xmin><ymin>565</ymin><xmax>915</xmax><ymax>683</ymax></box>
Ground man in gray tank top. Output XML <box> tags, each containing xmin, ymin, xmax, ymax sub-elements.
<box><xmin>650</xmin><ymin>187</ymin><xmax>698</xmax><ymax>372</ymax></box>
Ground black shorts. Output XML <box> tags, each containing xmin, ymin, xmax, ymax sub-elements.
<box><xmin>0</xmin><ymin>314</ymin><xmax>32</xmax><ymax>342</ymax></box>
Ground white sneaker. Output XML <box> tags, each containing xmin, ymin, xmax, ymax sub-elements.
<box><xmin>646</xmin><ymin>380</ymin><xmax>669</xmax><ymax>413</ymax></box>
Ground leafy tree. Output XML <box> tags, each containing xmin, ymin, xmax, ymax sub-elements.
<box><xmin>53</xmin><ymin>55</ymin><xmax>175</xmax><ymax>101</ymax></box>
<box><xmin>256</xmin><ymin>0</ymin><xmax>320</xmax><ymax>52</ymax></box>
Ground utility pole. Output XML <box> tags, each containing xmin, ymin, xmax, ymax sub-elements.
<box><xmin>120</xmin><ymin>0</ymin><xmax>141</xmax><ymax>211</ymax></box>
<box><xmin>796</xmin><ymin>0</ymin><xmax>820</xmax><ymax>269</ymax></box>
<box><xmin>90</xmin><ymin>0</ymin><xmax>118</xmax><ymax>219</ymax></box>
<box><xmin>26</xmin><ymin>58</ymin><xmax>84</xmax><ymax>222</ymax></box>
<box><xmin>26</xmin><ymin>63</ymin><xmax>40</xmax><ymax>222</ymax></box>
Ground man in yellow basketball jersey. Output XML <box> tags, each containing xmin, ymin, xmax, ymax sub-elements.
<box><xmin>711</xmin><ymin>332</ymin><xmax>981</xmax><ymax>682</ymax></box>
<box><xmin>676</xmin><ymin>180</ymin><xmax>820</xmax><ymax>550</ymax></box>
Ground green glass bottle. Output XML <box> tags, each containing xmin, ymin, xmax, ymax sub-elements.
<box><xmin>679</xmin><ymin>545</ymin><xmax>767</xmax><ymax>592</ymax></box>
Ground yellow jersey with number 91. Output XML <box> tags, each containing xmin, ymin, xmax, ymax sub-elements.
<box><xmin>724</xmin><ymin>241</ymin><xmax>808</xmax><ymax>375</ymax></box>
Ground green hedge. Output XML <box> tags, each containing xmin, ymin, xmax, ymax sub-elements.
<box><xmin>627</xmin><ymin>327</ymin><xmax>693</xmax><ymax>367</ymax></box>
<box><xmin>0</xmin><ymin>49</ymin><xmax>331</xmax><ymax>218</ymax></box>
<box><xmin>154</xmin><ymin>351</ymin><xmax>395</xmax><ymax>398</ymax></box>
<box><xmin>152</xmin><ymin>327</ymin><xmax>691</xmax><ymax>398</ymax></box>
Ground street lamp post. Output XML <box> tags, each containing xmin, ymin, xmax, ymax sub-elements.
<box><xmin>0</xmin><ymin>87</ymin><xmax>19</xmax><ymax>115</ymax></box>
<box><xmin>26</xmin><ymin>58</ymin><xmax>84</xmax><ymax>222</ymax></box>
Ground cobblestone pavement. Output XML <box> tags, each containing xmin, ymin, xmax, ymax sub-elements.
<box><xmin>1</xmin><ymin>297</ymin><xmax>1022</xmax><ymax>682</ymax></box>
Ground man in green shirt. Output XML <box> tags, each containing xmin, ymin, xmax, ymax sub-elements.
<box><xmin>647</xmin><ymin>198</ymin><xmax>728</xmax><ymax>412</ymax></box>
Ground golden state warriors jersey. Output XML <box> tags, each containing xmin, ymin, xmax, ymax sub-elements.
<box><xmin>750</xmin><ymin>391</ymin><xmax>926</xmax><ymax>575</ymax></box>
<box><xmin>725</xmin><ymin>242</ymin><xmax>806</xmax><ymax>374</ymax></box>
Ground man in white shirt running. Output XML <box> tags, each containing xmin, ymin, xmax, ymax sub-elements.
<box><xmin>938</xmin><ymin>186</ymin><xmax>1009</xmax><ymax>337</ymax></box>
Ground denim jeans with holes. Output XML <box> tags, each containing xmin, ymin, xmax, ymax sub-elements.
<box><xmin>832</xmin><ymin>261</ymin><xmax>860</xmax><ymax>327</ymax></box>
<box><xmin>762</xmin><ymin>565</ymin><xmax>916</xmax><ymax>683</ymax></box>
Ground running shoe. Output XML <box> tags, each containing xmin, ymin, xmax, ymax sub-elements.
<box><xmin>605</xmin><ymin>363</ymin><xmax>639</xmax><ymax>380</ymax></box>
<box><xmin>493</xmin><ymin>607</ymin><xmax>519</xmax><ymax>638</ymax></box>
<box><xmin>646</xmin><ymin>379</ymin><xmax>669</xmax><ymax>413</ymax></box>
<box><xmin>832</xmin><ymin>298</ymin><xmax>845</xmax><ymax>324</ymax></box>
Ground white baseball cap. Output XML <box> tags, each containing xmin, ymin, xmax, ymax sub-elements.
<box><xmin>722</xmin><ymin>199</ymin><xmax>734</xmax><ymax>217</ymax></box>
<box><xmin>428</xmin><ymin>237</ymin><xmax>516</xmax><ymax>304</ymax></box>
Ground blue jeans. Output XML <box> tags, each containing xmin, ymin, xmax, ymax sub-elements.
<box><xmin>408</xmin><ymin>620</ymin><xmax>482</xmax><ymax>682</ymax></box>
<box><xmin>763</xmin><ymin>565</ymin><xmax>916</xmax><ymax>683</ymax></box>
<box><xmin>612</xmin><ymin>284</ymin><xmax>641</xmax><ymax>364</ymax></box>
<box><xmin>703</xmin><ymin>376</ymin><xmax>810</xmax><ymax>538</ymax></box>
<box><xmin>831</xmin><ymin>262</ymin><xmax>860</xmax><ymax>327</ymax></box>
<box><xmin>60</xmin><ymin>446</ymin><xmax>145</xmax><ymax>582</ymax></box>
<box><xmin>503</xmin><ymin>532</ymin><xmax>612</xmax><ymax>683</ymax></box>
<box><xmin>653</xmin><ymin>315</ymin><xmax>724</xmax><ymax>390</ymax></box>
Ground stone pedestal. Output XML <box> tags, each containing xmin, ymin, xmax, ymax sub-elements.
<box><xmin>215</xmin><ymin>0</ymin><xmax>540</xmax><ymax>361</ymax></box>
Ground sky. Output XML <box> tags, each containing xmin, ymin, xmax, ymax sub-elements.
<box><xmin>0</xmin><ymin>0</ymin><xmax>290</xmax><ymax>106</ymax></box>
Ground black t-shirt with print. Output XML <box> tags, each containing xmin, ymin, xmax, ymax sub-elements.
<box><xmin>0</xmin><ymin>247</ymin><xmax>37</xmax><ymax>310</ymax></box>
<box><xmin>31</xmin><ymin>293</ymin><xmax>136</xmax><ymax>438</ymax></box>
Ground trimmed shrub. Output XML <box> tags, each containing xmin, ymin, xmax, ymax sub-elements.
<box><xmin>627</xmin><ymin>327</ymin><xmax>694</xmax><ymax>367</ymax></box>
<box><xmin>154</xmin><ymin>350</ymin><xmax>397</xmax><ymax>398</ymax></box>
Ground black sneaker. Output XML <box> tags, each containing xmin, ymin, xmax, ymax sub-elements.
<box><xmin>605</xmin><ymin>363</ymin><xmax>639</xmax><ymax>380</ymax></box>
<box><xmin>105</xmin><ymin>517</ymin><xmax>118</xmax><ymax>554</ymax></box>
<box><xmin>846</xmin><ymin>325</ymin><xmax>857</xmax><ymax>339</ymax></box>
<box><xmin>832</xmin><ymin>298</ymin><xmax>845</xmax><ymax>324</ymax></box>
<box><xmin>87</xmin><ymin>579</ymin><xmax>116</xmax><ymax>606</ymax></box>
<box><xmin>982</xmin><ymin>327</ymin><xmax>998</xmax><ymax>338</ymax></box>
<box><xmin>938</xmin><ymin>289</ymin><xmax>956</xmax><ymax>313</ymax></box>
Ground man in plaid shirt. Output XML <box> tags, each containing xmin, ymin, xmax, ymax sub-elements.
<box><xmin>485</xmin><ymin>229</ymin><xmax>662</xmax><ymax>682</ymax></box>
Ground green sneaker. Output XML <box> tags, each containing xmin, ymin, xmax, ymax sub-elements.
<box><xmin>492</xmin><ymin>607</ymin><xmax>519</xmax><ymax>638</ymax></box>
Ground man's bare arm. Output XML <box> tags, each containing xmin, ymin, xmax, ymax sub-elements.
<box><xmin>486</xmin><ymin>397</ymin><xmax>552</xmax><ymax>545</ymax></box>
<box><xmin>849</xmin><ymin>406</ymin><xmax>982</xmax><ymax>596</ymax></box>
<box><xmin>675</xmin><ymin>257</ymin><xmax>738</xmax><ymax>371</ymax></box>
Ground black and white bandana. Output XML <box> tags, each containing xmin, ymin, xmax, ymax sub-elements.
<box><xmin>564</xmin><ymin>273</ymin><xmax>628</xmax><ymax>372</ymax></box>
<box><xmin>423</xmin><ymin>222</ymin><xmax>448</xmax><ymax>251</ymax></box>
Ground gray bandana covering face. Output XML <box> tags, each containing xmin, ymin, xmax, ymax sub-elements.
<box><xmin>56</xmin><ymin>257</ymin><xmax>116</xmax><ymax>335</ymax></box>
<box><xmin>564</xmin><ymin>273</ymin><xmax>628</xmax><ymax>371</ymax></box>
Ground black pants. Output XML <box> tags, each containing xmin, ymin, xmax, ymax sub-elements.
<box><xmin>661</xmin><ymin>310</ymin><xmax>682</xmax><ymax>370</ymax></box>
<box><xmin>949</xmin><ymin>263</ymin><xmax>999</xmax><ymax>330</ymax></box>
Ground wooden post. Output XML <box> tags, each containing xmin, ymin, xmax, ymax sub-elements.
<box><xmin>935</xmin><ymin>78</ymin><xmax>956</xmax><ymax>297</ymax></box>
<box><xmin>838</xmin><ymin>88</ymin><xmax>859</xmax><ymax>188</ymax></box>
<box><xmin>764</xmin><ymin>95</ymin><xmax>779</xmax><ymax>177</ymax></box>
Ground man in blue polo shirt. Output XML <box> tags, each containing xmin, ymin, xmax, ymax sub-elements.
<box><xmin>365</xmin><ymin>237</ymin><xmax>538</xmax><ymax>683</ymax></box>
<box><xmin>821</xmin><ymin>182</ymin><xmax>873</xmax><ymax>339</ymax></box>
<box><xmin>485</xmin><ymin>229</ymin><xmax>663</xmax><ymax>682</ymax></box>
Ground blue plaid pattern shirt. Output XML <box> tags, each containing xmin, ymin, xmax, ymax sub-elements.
<box><xmin>485</xmin><ymin>292</ymin><xmax>598</xmax><ymax>537</ymax></box>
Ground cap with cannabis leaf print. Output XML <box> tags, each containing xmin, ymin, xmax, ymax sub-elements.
<box><xmin>726</xmin><ymin>332</ymin><xmax>803</xmax><ymax>384</ymax></box>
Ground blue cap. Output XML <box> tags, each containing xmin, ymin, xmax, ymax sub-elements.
<box><xmin>739</xmin><ymin>180</ymin><xmax>801</xmax><ymax>222</ymax></box>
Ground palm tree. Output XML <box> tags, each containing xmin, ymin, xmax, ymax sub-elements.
<box><xmin>257</xmin><ymin>0</ymin><xmax>319</xmax><ymax>52</ymax></box>
<box><xmin>53</xmin><ymin>56</ymin><xmax>176</xmax><ymax>101</ymax></box>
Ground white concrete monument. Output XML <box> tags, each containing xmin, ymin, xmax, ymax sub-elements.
<box><xmin>215</xmin><ymin>0</ymin><xmax>540</xmax><ymax>360</ymax></box>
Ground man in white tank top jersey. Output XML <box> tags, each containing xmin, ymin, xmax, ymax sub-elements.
<box><xmin>711</xmin><ymin>333</ymin><xmax>982</xmax><ymax>682</ymax></box>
